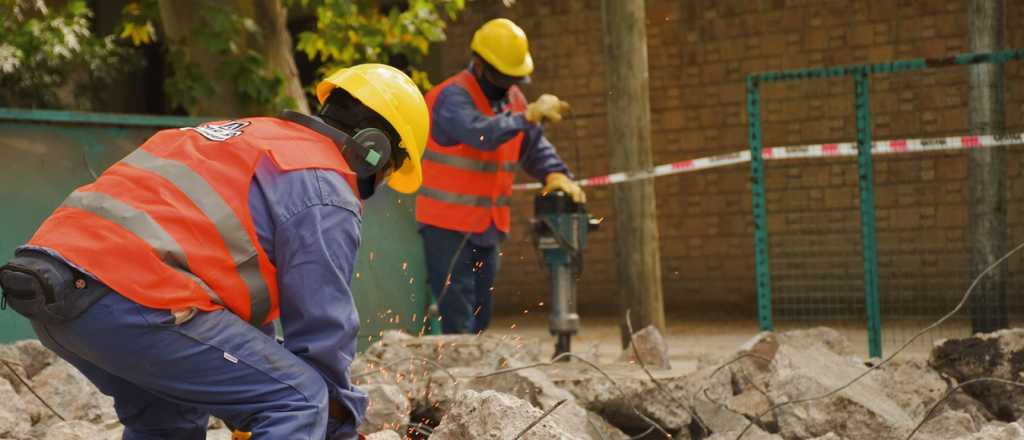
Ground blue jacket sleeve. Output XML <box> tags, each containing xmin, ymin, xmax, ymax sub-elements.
<box><xmin>273</xmin><ymin>201</ymin><xmax>368</xmax><ymax>436</ymax></box>
<box><xmin>431</xmin><ymin>85</ymin><xmax>533</xmax><ymax>151</ymax></box>
<box><xmin>519</xmin><ymin>124</ymin><xmax>571</xmax><ymax>182</ymax></box>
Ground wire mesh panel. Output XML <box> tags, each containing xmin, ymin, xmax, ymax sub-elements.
<box><xmin>758</xmin><ymin>73</ymin><xmax>871</xmax><ymax>356</ymax></box>
<box><xmin>749</xmin><ymin>50</ymin><xmax>1024</xmax><ymax>357</ymax></box>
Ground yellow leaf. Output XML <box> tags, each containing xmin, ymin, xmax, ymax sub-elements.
<box><xmin>120</xmin><ymin>22</ymin><xmax>154</xmax><ymax>46</ymax></box>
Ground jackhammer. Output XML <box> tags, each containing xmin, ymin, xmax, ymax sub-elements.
<box><xmin>531</xmin><ymin>191</ymin><xmax>601</xmax><ymax>358</ymax></box>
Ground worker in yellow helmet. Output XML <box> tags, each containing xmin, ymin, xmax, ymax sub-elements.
<box><xmin>416</xmin><ymin>18</ymin><xmax>585</xmax><ymax>334</ymax></box>
<box><xmin>0</xmin><ymin>64</ymin><xmax>428</xmax><ymax>439</ymax></box>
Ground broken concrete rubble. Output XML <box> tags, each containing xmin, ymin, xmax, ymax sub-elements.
<box><xmin>0</xmin><ymin>343</ymin><xmax>28</xmax><ymax>393</ymax></box>
<box><xmin>15</xmin><ymin>339</ymin><xmax>57</xmax><ymax>378</ymax></box>
<box><xmin>914</xmin><ymin>410</ymin><xmax>976</xmax><ymax>439</ymax></box>
<box><xmin>468</xmin><ymin>363</ymin><xmax>629</xmax><ymax>440</ymax></box>
<box><xmin>366</xmin><ymin>430</ymin><xmax>402</xmax><ymax>440</ymax></box>
<box><xmin>360</xmin><ymin>383</ymin><xmax>411</xmax><ymax>433</ymax></box>
<box><xmin>619</xmin><ymin>324</ymin><xmax>672</xmax><ymax>370</ymax></box>
<box><xmin>362</xmin><ymin>332</ymin><xmax>542</xmax><ymax>370</ymax></box>
<box><xmin>876</xmin><ymin>359</ymin><xmax>947</xmax><ymax>419</ymax></box>
<box><xmin>20</xmin><ymin>358</ymin><xmax>116</xmax><ymax>426</ymax></box>
<box><xmin>950</xmin><ymin>421</ymin><xmax>1024</xmax><ymax>440</ymax></box>
<box><xmin>769</xmin><ymin>344</ymin><xmax>914</xmax><ymax>440</ymax></box>
<box><xmin>0</xmin><ymin>377</ymin><xmax>31</xmax><ymax>439</ymax></box>
<box><xmin>703</xmin><ymin>425</ymin><xmax>782</xmax><ymax>440</ymax></box>
<box><xmin>549</xmin><ymin>362</ymin><xmax>693</xmax><ymax>435</ymax></box>
<box><xmin>930</xmin><ymin>328</ymin><xmax>1024</xmax><ymax>421</ymax></box>
<box><xmin>42</xmin><ymin>420</ymin><xmax>125</xmax><ymax>440</ymax></box>
<box><xmin>1</xmin><ymin>325</ymin><xmax>1020</xmax><ymax>440</ymax></box>
<box><xmin>806</xmin><ymin>433</ymin><xmax>843</xmax><ymax>440</ymax></box>
<box><xmin>430</xmin><ymin>389</ymin><xmax>582</xmax><ymax>440</ymax></box>
<box><xmin>775</xmin><ymin>327</ymin><xmax>855</xmax><ymax>358</ymax></box>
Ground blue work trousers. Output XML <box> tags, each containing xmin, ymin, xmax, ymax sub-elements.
<box><xmin>32</xmin><ymin>283</ymin><xmax>351</xmax><ymax>440</ymax></box>
<box><xmin>421</xmin><ymin>226</ymin><xmax>500</xmax><ymax>334</ymax></box>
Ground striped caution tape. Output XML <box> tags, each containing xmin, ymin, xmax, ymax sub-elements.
<box><xmin>512</xmin><ymin>132</ymin><xmax>1024</xmax><ymax>190</ymax></box>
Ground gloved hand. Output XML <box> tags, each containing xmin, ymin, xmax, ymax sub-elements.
<box><xmin>525</xmin><ymin>94</ymin><xmax>571</xmax><ymax>124</ymax></box>
<box><xmin>542</xmin><ymin>172</ymin><xmax>586</xmax><ymax>204</ymax></box>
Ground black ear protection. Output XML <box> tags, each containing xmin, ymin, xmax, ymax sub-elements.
<box><xmin>279</xmin><ymin>109</ymin><xmax>392</xmax><ymax>178</ymax></box>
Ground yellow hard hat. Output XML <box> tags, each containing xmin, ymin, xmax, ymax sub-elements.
<box><xmin>470</xmin><ymin>18</ymin><xmax>534</xmax><ymax>77</ymax></box>
<box><xmin>316</xmin><ymin>64</ymin><xmax>429</xmax><ymax>194</ymax></box>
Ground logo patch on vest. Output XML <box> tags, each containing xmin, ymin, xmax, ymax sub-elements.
<box><xmin>181</xmin><ymin>121</ymin><xmax>251</xmax><ymax>142</ymax></box>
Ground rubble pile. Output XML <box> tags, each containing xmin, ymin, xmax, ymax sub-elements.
<box><xmin>3</xmin><ymin>327</ymin><xmax>1024</xmax><ymax>439</ymax></box>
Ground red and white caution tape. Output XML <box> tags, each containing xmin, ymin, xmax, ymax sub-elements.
<box><xmin>512</xmin><ymin>132</ymin><xmax>1024</xmax><ymax>190</ymax></box>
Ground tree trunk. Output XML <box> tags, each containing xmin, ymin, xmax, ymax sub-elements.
<box><xmin>967</xmin><ymin>0</ymin><xmax>1008</xmax><ymax>333</ymax></box>
<box><xmin>250</xmin><ymin>0</ymin><xmax>309</xmax><ymax>114</ymax></box>
<box><xmin>159</xmin><ymin>0</ymin><xmax>308</xmax><ymax>117</ymax></box>
<box><xmin>600</xmin><ymin>0</ymin><xmax>666</xmax><ymax>347</ymax></box>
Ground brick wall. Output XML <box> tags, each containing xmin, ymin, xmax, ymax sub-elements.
<box><xmin>430</xmin><ymin>0</ymin><xmax>1024</xmax><ymax>321</ymax></box>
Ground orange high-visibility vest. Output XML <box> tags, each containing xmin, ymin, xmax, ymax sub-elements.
<box><xmin>415</xmin><ymin>71</ymin><xmax>527</xmax><ymax>233</ymax></box>
<box><xmin>28</xmin><ymin>118</ymin><xmax>358</xmax><ymax>326</ymax></box>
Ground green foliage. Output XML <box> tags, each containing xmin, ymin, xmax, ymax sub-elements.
<box><xmin>0</xmin><ymin>0</ymin><xmax>139</xmax><ymax>109</ymax></box>
<box><xmin>294</xmin><ymin>0</ymin><xmax>466</xmax><ymax>90</ymax></box>
<box><xmin>120</xmin><ymin>0</ymin><xmax>295</xmax><ymax>114</ymax></box>
<box><xmin>1</xmin><ymin>0</ymin><xmax>465</xmax><ymax>113</ymax></box>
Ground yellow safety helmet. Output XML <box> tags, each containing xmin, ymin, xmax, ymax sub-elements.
<box><xmin>316</xmin><ymin>64</ymin><xmax>429</xmax><ymax>194</ymax></box>
<box><xmin>470</xmin><ymin>18</ymin><xmax>534</xmax><ymax>77</ymax></box>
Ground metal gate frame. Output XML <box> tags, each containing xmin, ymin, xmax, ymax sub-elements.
<box><xmin>747</xmin><ymin>49</ymin><xmax>1024</xmax><ymax>357</ymax></box>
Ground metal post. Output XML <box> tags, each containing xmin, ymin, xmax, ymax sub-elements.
<box><xmin>854</xmin><ymin>70</ymin><xmax>882</xmax><ymax>358</ymax></box>
<box><xmin>967</xmin><ymin>0</ymin><xmax>1008</xmax><ymax>334</ymax></box>
<box><xmin>747</xmin><ymin>76</ymin><xmax>773</xmax><ymax>331</ymax></box>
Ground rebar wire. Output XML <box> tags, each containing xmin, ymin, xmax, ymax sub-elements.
<box><xmin>475</xmin><ymin>351</ymin><xmax>672</xmax><ymax>438</ymax></box>
<box><xmin>628</xmin><ymin>425</ymin><xmax>657</xmax><ymax>440</ymax></box>
<box><xmin>697</xmin><ymin>354</ymin><xmax>775</xmax><ymax>430</ymax></box>
<box><xmin>513</xmin><ymin>398</ymin><xmax>567</xmax><ymax>439</ymax></box>
<box><xmin>734</xmin><ymin>240</ymin><xmax>1024</xmax><ymax>440</ymax></box>
<box><xmin>1</xmin><ymin>359</ymin><xmax>65</xmax><ymax>421</ymax></box>
<box><xmin>351</xmin><ymin>355</ymin><xmax>458</xmax><ymax>383</ymax></box>
<box><xmin>906</xmin><ymin>377</ymin><xmax>1024</xmax><ymax>440</ymax></box>
<box><xmin>625</xmin><ymin>310</ymin><xmax>709</xmax><ymax>435</ymax></box>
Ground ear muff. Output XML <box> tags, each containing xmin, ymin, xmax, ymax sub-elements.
<box><xmin>278</xmin><ymin>110</ymin><xmax>392</xmax><ymax>178</ymax></box>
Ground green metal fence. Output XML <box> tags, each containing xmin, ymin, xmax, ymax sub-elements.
<box><xmin>0</xmin><ymin>108</ymin><xmax>433</xmax><ymax>347</ymax></box>
<box><xmin>747</xmin><ymin>50</ymin><xmax>1024</xmax><ymax>358</ymax></box>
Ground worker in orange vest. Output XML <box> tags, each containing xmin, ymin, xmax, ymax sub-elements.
<box><xmin>0</xmin><ymin>64</ymin><xmax>428</xmax><ymax>439</ymax></box>
<box><xmin>416</xmin><ymin>18</ymin><xmax>585</xmax><ymax>334</ymax></box>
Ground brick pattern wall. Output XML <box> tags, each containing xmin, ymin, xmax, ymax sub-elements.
<box><xmin>431</xmin><ymin>0</ymin><xmax>1024</xmax><ymax>321</ymax></box>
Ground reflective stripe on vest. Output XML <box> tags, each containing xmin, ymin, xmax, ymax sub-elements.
<box><xmin>62</xmin><ymin>191</ymin><xmax>225</xmax><ymax>306</ymax></box>
<box><xmin>417</xmin><ymin>187</ymin><xmax>512</xmax><ymax>207</ymax></box>
<box><xmin>422</xmin><ymin>149</ymin><xmax>518</xmax><ymax>173</ymax></box>
<box><xmin>120</xmin><ymin>149</ymin><xmax>270</xmax><ymax>325</ymax></box>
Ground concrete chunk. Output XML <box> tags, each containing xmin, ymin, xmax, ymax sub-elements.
<box><xmin>366</xmin><ymin>430</ymin><xmax>402</xmax><ymax>440</ymax></box>
<box><xmin>20</xmin><ymin>359</ymin><xmax>116</xmax><ymax>426</ymax></box>
<box><xmin>360</xmin><ymin>383</ymin><xmax>411</xmax><ymax>433</ymax></box>
<box><xmin>469</xmin><ymin>365</ymin><xmax>628</xmax><ymax>440</ymax></box>
<box><xmin>930</xmin><ymin>328</ymin><xmax>1024</xmax><ymax>421</ymax></box>
<box><xmin>430</xmin><ymin>389</ymin><xmax>583</xmax><ymax>440</ymax></box>
<box><xmin>0</xmin><ymin>378</ymin><xmax>31</xmax><ymax>439</ymax></box>
<box><xmin>703</xmin><ymin>425</ymin><xmax>782</xmax><ymax>440</ymax></box>
<box><xmin>770</xmin><ymin>344</ymin><xmax>913</xmax><ymax>440</ymax></box>
<box><xmin>15</xmin><ymin>339</ymin><xmax>58</xmax><ymax>378</ymax></box>
<box><xmin>951</xmin><ymin>421</ymin><xmax>1024</xmax><ymax>440</ymax></box>
<box><xmin>619</xmin><ymin>325</ymin><xmax>672</xmax><ymax>370</ymax></box>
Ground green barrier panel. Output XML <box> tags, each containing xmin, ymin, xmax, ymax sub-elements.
<box><xmin>0</xmin><ymin>109</ymin><xmax>432</xmax><ymax>347</ymax></box>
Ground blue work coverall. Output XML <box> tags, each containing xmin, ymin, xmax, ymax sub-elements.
<box><xmin>421</xmin><ymin>71</ymin><xmax>570</xmax><ymax>334</ymax></box>
<box><xmin>24</xmin><ymin>156</ymin><xmax>367</xmax><ymax>439</ymax></box>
